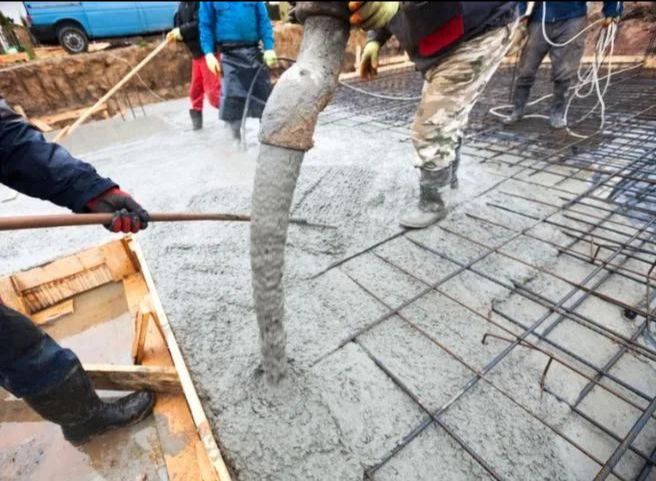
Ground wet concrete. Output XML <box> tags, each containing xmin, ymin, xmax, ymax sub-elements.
<box><xmin>1</xmin><ymin>82</ymin><xmax>655</xmax><ymax>480</ymax></box>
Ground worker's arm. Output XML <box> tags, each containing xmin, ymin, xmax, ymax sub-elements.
<box><xmin>0</xmin><ymin>101</ymin><xmax>148</xmax><ymax>233</ymax></box>
<box><xmin>602</xmin><ymin>1</ymin><xmax>623</xmax><ymax>19</ymax></box>
<box><xmin>177</xmin><ymin>10</ymin><xmax>199</xmax><ymax>41</ymax></box>
<box><xmin>256</xmin><ymin>2</ymin><xmax>275</xmax><ymax>51</ymax></box>
<box><xmin>199</xmin><ymin>2</ymin><xmax>216</xmax><ymax>55</ymax></box>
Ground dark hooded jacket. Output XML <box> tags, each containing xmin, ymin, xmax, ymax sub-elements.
<box><xmin>174</xmin><ymin>1</ymin><xmax>203</xmax><ymax>58</ymax></box>
<box><xmin>369</xmin><ymin>2</ymin><xmax>518</xmax><ymax>73</ymax></box>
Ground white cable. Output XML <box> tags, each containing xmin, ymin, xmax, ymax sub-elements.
<box><xmin>338</xmin><ymin>79</ymin><xmax>421</xmax><ymax>101</ymax></box>
<box><xmin>490</xmin><ymin>1</ymin><xmax>627</xmax><ymax>139</ymax></box>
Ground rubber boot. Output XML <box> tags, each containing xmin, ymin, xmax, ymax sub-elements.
<box><xmin>400</xmin><ymin>166</ymin><xmax>451</xmax><ymax>229</ymax></box>
<box><xmin>503</xmin><ymin>85</ymin><xmax>531</xmax><ymax>125</ymax></box>
<box><xmin>550</xmin><ymin>81</ymin><xmax>568</xmax><ymax>129</ymax></box>
<box><xmin>227</xmin><ymin>120</ymin><xmax>241</xmax><ymax>141</ymax></box>
<box><xmin>451</xmin><ymin>142</ymin><xmax>461</xmax><ymax>189</ymax></box>
<box><xmin>189</xmin><ymin>109</ymin><xmax>202</xmax><ymax>130</ymax></box>
<box><xmin>24</xmin><ymin>361</ymin><xmax>155</xmax><ymax>446</ymax></box>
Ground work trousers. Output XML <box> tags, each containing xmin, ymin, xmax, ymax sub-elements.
<box><xmin>515</xmin><ymin>16</ymin><xmax>587</xmax><ymax>95</ymax></box>
<box><xmin>0</xmin><ymin>304</ymin><xmax>77</xmax><ymax>398</ymax></box>
<box><xmin>411</xmin><ymin>24</ymin><xmax>517</xmax><ymax>172</ymax></box>
<box><xmin>190</xmin><ymin>56</ymin><xmax>221</xmax><ymax>111</ymax></box>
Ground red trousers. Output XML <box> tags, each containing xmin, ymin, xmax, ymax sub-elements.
<box><xmin>190</xmin><ymin>56</ymin><xmax>220</xmax><ymax>111</ymax></box>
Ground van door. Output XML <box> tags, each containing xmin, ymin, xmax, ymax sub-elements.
<box><xmin>137</xmin><ymin>1</ymin><xmax>177</xmax><ymax>33</ymax></box>
<box><xmin>82</xmin><ymin>1</ymin><xmax>144</xmax><ymax>37</ymax></box>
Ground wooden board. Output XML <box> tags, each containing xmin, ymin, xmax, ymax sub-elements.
<box><xmin>6</xmin><ymin>240</ymin><xmax>137</xmax><ymax>313</ymax></box>
<box><xmin>85</xmin><ymin>364</ymin><xmax>181</xmax><ymax>393</ymax></box>
<box><xmin>140</xmin><ymin>296</ymin><xmax>215</xmax><ymax>480</ymax></box>
<box><xmin>127</xmin><ymin>238</ymin><xmax>231</xmax><ymax>481</ymax></box>
<box><xmin>31</xmin><ymin>299</ymin><xmax>74</xmax><ymax>325</ymax></box>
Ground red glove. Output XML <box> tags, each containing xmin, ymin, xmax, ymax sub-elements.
<box><xmin>86</xmin><ymin>187</ymin><xmax>150</xmax><ymax>233</ymax></box>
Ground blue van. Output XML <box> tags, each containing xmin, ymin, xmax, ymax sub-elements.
<box><xmin>24</xmin><ymin>1</ymin><xmax>178</xmax><ymax>54</ymax></box>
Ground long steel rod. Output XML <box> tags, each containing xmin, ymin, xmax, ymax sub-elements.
<box><xmin>0</xmin><ymin>212</ymin><xmax>336</xmax><ymax>231</ymax></box>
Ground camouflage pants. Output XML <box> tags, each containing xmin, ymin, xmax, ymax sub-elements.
<box><xmin>411</xmin><ymin>24</ymin><xmax>518</xmax><ymax>172</ymax></box>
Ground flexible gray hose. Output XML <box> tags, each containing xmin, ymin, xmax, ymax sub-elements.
<box><xmin>250</xmin><ymin>14</ymin><xmax>349</xmax><ymax>383</ymax></box>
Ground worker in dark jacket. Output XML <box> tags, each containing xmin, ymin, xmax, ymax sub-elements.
<box><xmin>349</xmin><ymin>1</ymin><xmax>518</xmax><ymax>229</ymax></box>
<box><xmin>168</xmin><ymin>1</ymin><xmax>220</xmax><ymax>130</ymax></box>
<box><xmin>505</xmin><ymin>1</ymin><xmax>622</xmax><ymax>128</ymax></box>
<box><xmin>0</xmin><ymin>98</ymin><xmax>153</xmax><ymax>445</ymax></box>
<box><xmin>199</xmin><ymin>2</ymin><xmax>277</xmax><ymax>141</ymax></box>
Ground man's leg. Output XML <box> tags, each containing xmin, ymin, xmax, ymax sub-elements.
<box><xmin>0</xmin><ymin>304</ymin><xmax>154</xmax><ymax>446</ymax></box>
<box><xmin>402</xmin><ymin>24</ymin><xmax>517</xmax><ymax>229</ymax></box>
<box><xmin>505</xmin><ymin>21</ymin><xmax>551</xmax><ymax>123</ymax></box>
<box><xmin>201</xmin><ymin>53</ymin><xmax>221</xmax><ymax>110</ymax></box>
<box><xmin>548</xmin><ymin>16</ymin><xmax>587</xmax><ymax>129</ymax></box>
<box><xmin>189</xmin><ymin>58</ymin><xmax>204</xmax><ymax>130</ymax></box>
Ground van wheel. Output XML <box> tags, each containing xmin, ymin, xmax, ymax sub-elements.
<box><xmin>57</xmin><ymin>24</ymin><xmax>88</xmax><ymax>54</ymax></box>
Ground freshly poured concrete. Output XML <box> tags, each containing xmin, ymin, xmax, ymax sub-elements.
<box><xmin>1</xmin><ymin>94</ymin><xmax>655</xmax><ymax>480</ymax></box>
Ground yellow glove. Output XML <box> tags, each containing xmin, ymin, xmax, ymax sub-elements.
<box><xmin>349</xmin><ymin>1</ymin><xmax>399</xmax><ymax>31</ymax></box>
<box><xmin>602</xmin><ymin>16</ymin><xmax>619</xmax><ymax>28</ymax></box>
<box><xmin>359</xmin><ymin>41</ymin><xmax>380</xmax><ymax>80</ymax></box>
<box><xmin>205</xmin><ymin>53</ymin><xmax>220</xmax><ymax>76</ymax></box>
<box><xmin>166</xmin><ymin>27</ymin><xmax>182</xmax><ymax>43</ymax></box>
<box><xmin>263</xmin><ymin>49</ymin><xmax>278</xmax><ymax>68</ymax></box>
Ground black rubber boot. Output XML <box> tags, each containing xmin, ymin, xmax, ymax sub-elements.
<box><xmin>190</xmin><ymin>109</ymin><xmax>203</xmax><ymax>130</ymax></box>
<box><xmin>24</xmin><ymin>362</ymin><xmax>155</xmax><ymax>446</ymax></box>
<box><xmin>226</xmin><ymin>120</ymin><xmax>241</xmax><ymax>141</ymax></box>
<box><xmin>400</xmin><ymin>166</ymin><xmax>451</xmax><ymax>229</ymax></box>
<box><xmin>503</xmin><ymin>85</ymin><xmax>531</xmax><ymax>125</ymax></box>
<box><xmin>550</xmin><ymin>81</ymin><xmax>568</xmax><ymax>129</ymax></box>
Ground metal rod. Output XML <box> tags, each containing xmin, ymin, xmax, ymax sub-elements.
<box><xmin>0</xmin><ymin>212</ymin><xmax>335</xmax><ymax>231</ymax></box>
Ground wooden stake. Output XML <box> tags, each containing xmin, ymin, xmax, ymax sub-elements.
<box><xmin>53</xmin><ymin>39</ymin><xmax>170</xmax><ymax>142</ymax></box>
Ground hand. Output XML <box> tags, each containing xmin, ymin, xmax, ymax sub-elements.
<box><xmin>205</xmin><ymin>53</ymin><xmax>221</xmax><ymax>76</ymax></box>
<box><xmin>86</xmin><ymin>187</ymin><xmax>150</xmax><ymax>233</ymax></box>
<box><xmin>602</xmin><ymin>16</ymin><xmax>619</xmax><ymax>28</ymax></box>
<box><xmin>263</xmin><ymin>49</ymin><xmax>278</xmax><ymax>68</ymax></box>
<box><xmin>349</xmin><ymin>1</ymin><xmax>399</xmax><ymax>31</ymax></box>
<box><xmin>167</xmin><ymin>27</ymin><xmax>182</xmax><ymax>43</ymax></box>
<box><xmin>359</xmin><ymin>41</ymin><xmax>380</xmax><ymax>80</ymax></box>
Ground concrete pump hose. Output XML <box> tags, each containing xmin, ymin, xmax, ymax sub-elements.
<box><xmin>250</xmin><ymin>12</ymin><xmax>350</xmax><ymax>383</ymax></box>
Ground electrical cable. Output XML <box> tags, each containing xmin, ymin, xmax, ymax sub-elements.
<box><xmin>489</xmin><ymin>2</ymin><xmax>631</xmax><ymax>139</ymax></box>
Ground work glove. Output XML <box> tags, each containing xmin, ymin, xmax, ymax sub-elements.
<box><xmin>166</xmin><ymin>27</ymin><xmax>182</xmax><ymax>42</ymax></box>
<box><xmin>86</xmin><ymin>187</ymin><xmax>150</xmax><ymax>233</ymax></box>
<box><xmin>602</xmin><ymin>16</ymin><xmax>619</xmax><ymax>28</ymax></box>
<box><xmin>205</xmin><ymin>52</ymin><xmax>221</xmax><ymax>76</ymax></box>
<box><xmin>359</xmin><ymin>41</ymin><xmax>381</xmax><ymax>80</ymax></box>
<box><xmin>263</xmin><ymin>49</ymin><xmax>278</xmax><ymax>68</ymax></box>
<box><xmin>349</xmin><ymin>1</ymin><xmax>399</xmax><ymax>31</ymax></box>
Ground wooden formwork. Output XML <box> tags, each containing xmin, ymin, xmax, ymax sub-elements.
<box><xmin>0</xmin><ymin>237</ymin><xmax>231</xmax><ymax>481</ymax></box>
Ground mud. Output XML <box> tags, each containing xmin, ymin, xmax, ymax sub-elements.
<box><xmin>1</xmin><ymin>67</ymin><xmax>655</xmax><ymax>480</ymax></box>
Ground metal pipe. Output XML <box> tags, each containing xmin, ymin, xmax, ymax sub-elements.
<box><xmin>0</xmin><ymin>212</ymin><xmax>334</xmax><ymax>231</ymax></box>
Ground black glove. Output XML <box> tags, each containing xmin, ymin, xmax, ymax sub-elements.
<box><xmin>86</xmin><ymin>187</ymin><xmax>150</xmax><ymax>233</ymax></box>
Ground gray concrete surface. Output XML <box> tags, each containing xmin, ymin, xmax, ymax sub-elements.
<box><xmin>2</xmin><ymin>91</ymin><xmax>656</xmax><ymax>481</ymax></box>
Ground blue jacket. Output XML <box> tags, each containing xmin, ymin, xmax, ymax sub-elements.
<box><xmin>0</xmin><ymin>100</ymin><xmax>115</xmax><ymax>212</ymax></box>
<box><xmin>199</xmin><ymin>2</ymin><xmax>274</xmax><ymax>55</ymax></box>
<box><xmin>520</xmin><ymin>2</ymin><xmax>623</xmax><ymax>23</ymax></box>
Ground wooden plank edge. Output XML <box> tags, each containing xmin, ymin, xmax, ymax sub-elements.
<box><xmin>125</xmin><ymin>237</ymin><xmax>232</xmax><ymax>481</ymax></box>
<box><xmin>85</xmin><ymin>364</ymin><xmax>181</xmax><ymax>393</ymax></box>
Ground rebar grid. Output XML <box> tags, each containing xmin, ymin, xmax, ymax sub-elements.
<box><xmin>320</xmin><ymin>61</ymin><xmax>656</xmax><ymax>479</ymax></box>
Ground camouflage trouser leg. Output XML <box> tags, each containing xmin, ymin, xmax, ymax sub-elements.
<box><xmin>411</xmin><ymin>24</ymin><xmax>518</xmax><ymax>172</ymax></box>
